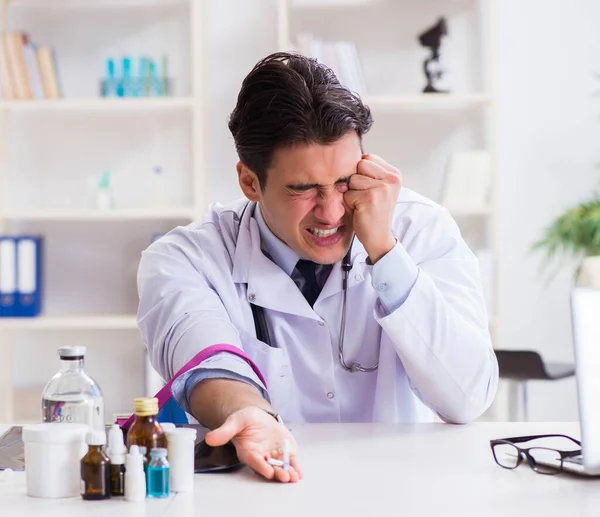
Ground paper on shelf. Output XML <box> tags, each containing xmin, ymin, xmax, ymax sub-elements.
<box><xmin>441</xmin><ymin>150</ymin><xmax>492</xmax><ymax>210</ymax></box>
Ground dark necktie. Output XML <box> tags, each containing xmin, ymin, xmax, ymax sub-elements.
<box><xmin>295</xmin><ymin>259</ymin><xmax>320</xmax><ymax>307</ymax></box>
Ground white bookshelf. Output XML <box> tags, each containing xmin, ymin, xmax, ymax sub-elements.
<box><xmin>276</xmin><ymin>0</ymin><xmax>501</xmax><ymax>350</ymax></box>
<box><xmin>0</xmin><ymin>0</ymin><xmax>206</xmax><ymax>423</ymax></box>
<box><xmin>363</xmin><ymin>93</ymin><xmax>492</xmax><ymax>110</ymax></box>
<box><xmin>291</xmin><ymin>0</ymin><xmax>377</xmax><ymax>6</ymax></box>
<box><xmin>0</xmin><ymin>314</ymin><xmax>138</xmax><ymax>330</ymax></box>
<box><xmin>0</xmin><ymin>97</ymin><xmax>194</xmax><ymax>112</ymax></box>
<box><xmin>1</xmin><ymin>208</ymin><xmax>196</xmax><ymax>220</ymax></box>
<box><xmin>8</xmin><ymin>0</ymin><xmax>188</xmax><ymax>9</ymax></box>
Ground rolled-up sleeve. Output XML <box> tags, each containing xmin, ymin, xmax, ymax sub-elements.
<box><xmin>137</xmin><ymin>226</ymin><xmax>249</xmax><ymax>383</ymax></box>
<box><xmin>171</xmin><ymin>352</ymin><xmax>269</xmax><ymax>414</ymax></box>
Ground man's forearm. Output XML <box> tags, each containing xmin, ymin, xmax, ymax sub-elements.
<box><xmin>189</xmin><ymin>378</ymin><xmax>273</xmax><ymax>429</ymax></box>
<box><xmin>377</xmin><ymin>271</ymin><xmax>497</xmax><ymax>423</ymax></box>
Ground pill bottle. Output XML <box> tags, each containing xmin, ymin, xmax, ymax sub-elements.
<box><xmin>165</xmin><ymin>427</ymin><xmax>197</xmax><ymax>492</ymax></box>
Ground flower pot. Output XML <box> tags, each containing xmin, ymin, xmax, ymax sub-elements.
<box><xmin>577</xmin><ymin>256</ymin><xmax>600</xmax><ymax>288</ymax></box>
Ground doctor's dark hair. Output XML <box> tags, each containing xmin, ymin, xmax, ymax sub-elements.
<box><xmin>228</xmin><ymin>51</ymin><xmax>373</xmax><ymax>188</ymax></box>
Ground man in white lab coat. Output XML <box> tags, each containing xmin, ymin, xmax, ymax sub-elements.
<box><xmin>137</xmin><ymin>52</ymin><xmax>499</xmax><ymax>483</ymax></box>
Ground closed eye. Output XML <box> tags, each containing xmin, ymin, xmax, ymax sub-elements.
<box><xmin>286</xmin><ymin>177</ymin><xmax>350</xmax><ymax>195</ymax></box>
<box><xmin>286</xmin><ymin>186</ymin><xmax>317</xmax><ymax>197</ymax></box>
<box><xmin>286</xmin><ymin>183</ymin><xmax>320</xmax><ymax>192</ymax></box>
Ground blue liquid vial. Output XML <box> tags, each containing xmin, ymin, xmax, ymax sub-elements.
<box><xmin>147</xmin><ymin>448</ymin><xmax>170</xmax><ymax>498</ymax></box>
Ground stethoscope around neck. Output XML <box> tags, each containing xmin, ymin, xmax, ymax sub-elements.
<box><xmin>239</xmin><ymin>201</ymin><xmax>378</xmax><ymax>373</ymax></box>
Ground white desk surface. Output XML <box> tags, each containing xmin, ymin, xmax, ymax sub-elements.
<box><xmin>1</xmin><ymin>421</ymin><xmax>597</xmax><ymax>517</ymax></box>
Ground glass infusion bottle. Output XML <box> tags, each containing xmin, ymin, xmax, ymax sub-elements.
<box><xmin>41</xmin><ymin>346</ymin><xmax>105</xmax><ymax>432</ymax></box>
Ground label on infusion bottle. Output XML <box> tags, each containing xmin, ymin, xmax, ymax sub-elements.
<box><xmin>42</xmin><ymin>398</ymin><xmax>105</xmax><ymax>431</ymax></box>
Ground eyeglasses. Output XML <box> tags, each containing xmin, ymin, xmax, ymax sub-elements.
<box><xmin>490</xmin><ymin>434</ymin><xmax>582</xmax><ymax>475</ymax></box>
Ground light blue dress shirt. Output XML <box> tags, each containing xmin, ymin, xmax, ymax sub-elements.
<box><xmin>170</xmin><ymin>203</ymin><xmax>419</xmax><ymax>414</ymax></box>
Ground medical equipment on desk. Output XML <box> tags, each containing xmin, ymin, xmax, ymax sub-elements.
<box><xmin>165</xmin><ymin>427</ymin><xmax>197</xmax><ymax>492</ymax></box>
<box><xmin>147</xmin><ymin>447</ymin><xmax>170</xmax><ymax>498</ymax></box>
<box><xmin>22</xmin><ymin>422</ymin><xmax>88</xmax><ymax>498</ymax></box>
<box><xmin>124</xmin><ymin>445</ymin><xmax>146</xmax><ymax>502</ymax></box>
<box><xmin>238</xmin><ymin>201</ymin><xmax>379</xmax><ymax>373</ymax></box>
<box><xmin>108</xmin><ymin>424</ymin><xmax>126</xmax><ymax>496</ymax></box>
<box><xmin>41</xmin><ymin>346</ymin><xmax>105</xmax><ymax>432</ymax></box>
<box><xmin>80</xmin><ymin>430</ymin><xmax>111</xmax><ymax>500</ymax></box>
<box><xmin>2</xmin><ymin>392</ymin><xmax>198</xmax><ymax>503</ymax></box>
<box><xmin>126</xmin><ymin>397</ymin><xmax>168</xmax><ymax>464</ymax></box>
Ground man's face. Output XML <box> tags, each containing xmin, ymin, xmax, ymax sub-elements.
<box><xmin>239</xmin><ymin>132</ymin><xmax>361</xmax><ymax>265</ymax></box>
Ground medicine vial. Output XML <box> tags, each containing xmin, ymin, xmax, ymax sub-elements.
<box><xmin>80</xmin><ymin>430</ymin><xmax>111</xmax><ymax>500</ymax></box>
<box><xmin>41</xmin><ymin>346</ymin><xmax>105</xmax><ymax>432</ymax></box>
<box><xmin>126</xmin><ymin>397</ymin><xmax>167</xmax><ymax>464</ymax></box>
<box><xmin>107</xmin><ymin>424</ymin><xmax>126</xmax><ymax>496</ymax></box>
<box><xmin>147</xmin><ymin>448</ymin><xmax>170</xmax><ymax>498</ymax></box>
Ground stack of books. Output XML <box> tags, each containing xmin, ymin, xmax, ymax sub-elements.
<box><xmin>0</xmin><ymin>32</ymin><xmax>61</xmax><ymax>101</ymax></box>
<box><xmin>294</xmin><ymin>32</ymin><xmax>368</xmax><ymax>96</ymax></box>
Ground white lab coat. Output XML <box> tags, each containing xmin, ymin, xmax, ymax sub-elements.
<box><xmin>137</xmin><ymin>188</ymin><xmax>498</xmax><ymax>424</ymax></box>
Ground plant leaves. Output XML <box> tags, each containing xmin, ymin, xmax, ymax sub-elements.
<box><xmin>531</xmin><ymin>195</ymin><xmax>600</xmax><ymax>279</ymax></box>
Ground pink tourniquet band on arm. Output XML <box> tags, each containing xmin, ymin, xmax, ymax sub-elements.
<box><xmin>118</xmin><ymin>344</ymin><xmax>266</xmax><ymax>431</ymax></box>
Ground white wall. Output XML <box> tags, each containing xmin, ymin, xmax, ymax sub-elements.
<box><xmin>495</xmin><ymin>0</ymin><xmax>600</xmax><ymax>421</ymax></box>
<box><xmin>206</xmin><ymin>0</ymin><xmax>276</xmax><ymax>204</ymax></box>
<box><xmin>207</xmin><ymin>0</ymin><xmax>600</xmax><ymax>421</ymax></box>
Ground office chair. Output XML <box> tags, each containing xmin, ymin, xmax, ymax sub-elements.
<box><xmin>494</xmin><ymin>350</ymin><xmax>575</xmax><ymax>421</ymax></box>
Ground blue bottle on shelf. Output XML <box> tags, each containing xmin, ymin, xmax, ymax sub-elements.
<box><xmin>147</xmin><ymin>448</ymin><xmax>170</xmax><ymax>498</ymax></box>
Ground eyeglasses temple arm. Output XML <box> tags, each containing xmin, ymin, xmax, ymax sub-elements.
<box><xmin>490</xmin><ymin>433</ymin><xmax>581</xmax><ymax>447</ymax></box>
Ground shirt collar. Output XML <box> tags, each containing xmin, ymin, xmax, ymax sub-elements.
<box><xmin>254</xmin><ymin>204</ymin><xmax>300</xmax><ymax>277</ymax></box>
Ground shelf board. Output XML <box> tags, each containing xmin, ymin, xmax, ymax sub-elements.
<box><xmin>0</xmin><ymin>97</ymin><xmax>194</xmax><ymax>113</ymax></box>
<box><xmin>0</xmin><ymin>315</ymin><xmax>138</xmax><ymax>330</ymax></box>
<box><xmin>7</xmin><ymin>0</ymin><xmax>188</xmax><ymax>9</ymax></box>
<box><xmin>362</xmin><ymin>93</ymin><xmax>493</xmax><ymax>110</ymax></box>
<box><xmin>1</xmin><ymin>208</ymin><xmax>196</xmax><ymax>221</ymax></box>
<box><xmin>445</xmin><ymin>205</ymin><xmax>493</xmax><ymax>217</ymax></box>
<box><xmin>292</xmin><ymin>0</ymin><xmax>377</xmax><ymax>7</ymax></box>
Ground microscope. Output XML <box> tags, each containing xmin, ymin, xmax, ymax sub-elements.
<box><xmin>418</xmin><ymin>17</ymin><xmax>449</xmax><ymax>93</ymax></box>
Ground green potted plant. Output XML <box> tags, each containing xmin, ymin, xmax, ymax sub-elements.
<box><xmin>532</xmin><ymin>194</ymin><xmax>600</xmax><ymax>286</ymax></box>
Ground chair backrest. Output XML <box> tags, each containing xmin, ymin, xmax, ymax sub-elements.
<box><xmin>495</xmin><ymin>350</ymin><xmax>547</xmax><ymax>380</ymax></box>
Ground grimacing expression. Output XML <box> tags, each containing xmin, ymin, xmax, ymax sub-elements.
<box><xmin>240</xmin><ymin>132</ymin><xmax>361</xmax><ymax>264</ymax></box>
